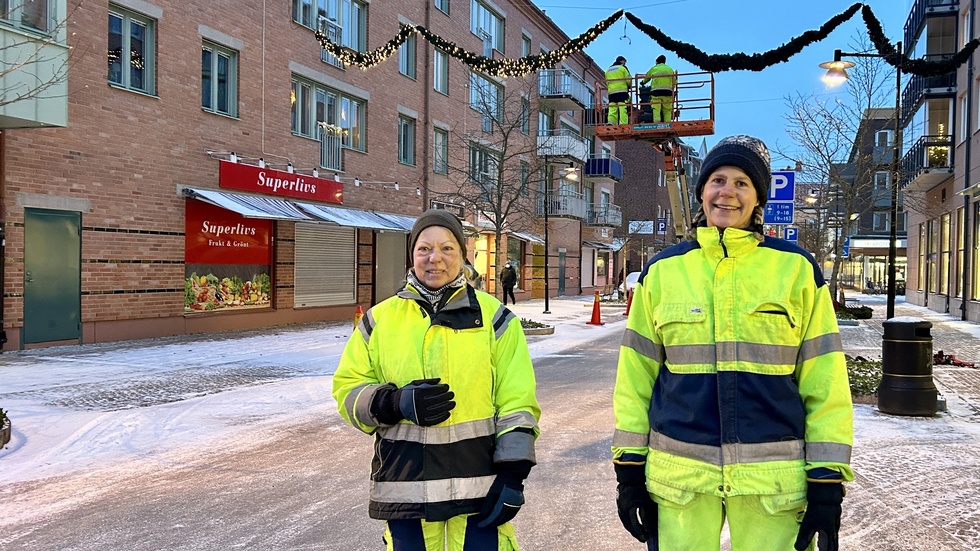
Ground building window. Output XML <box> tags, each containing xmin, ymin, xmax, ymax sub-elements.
<box><xmin>520</xmin><ymin>160</ymin><xmax>530</xmax><ymax>196</ymax></box>
<box><xmin>873</xmin><ymin>171</ymin><xmax>889</xmax><ymax>190</ymax></box>
<box><xmin>291</xmin><ymin>76</ymin><xmax>365</xmax><ymax>151</ymax></box>
<box><xmin>940</xmin><ymin>212</ymin><xmax>951</xmax><ymax>294</ymax></box>
<box><xmin>521</xmin><ymin>34</ymin><xmax>531</xmax><ymax>57</ymax></box>
<box><xmin>202</xmin><ymin>41</ymin><xmax>238</xmax><ymax>117</ymax></box>
<box><xmin>399</xmin><ymin>33</ymin><xmax>416</xmax><ymax>78</ymax></box>
<box><xmin>398</xmin><ymin>116</ymin><xmax>416</xmax><ymax>165</ymax></box>
<box><xmin>469</xmin><ymin>144</ymin><xmax>500</xmax><ymax>202</ymax></box>
<box><xmin>434</xmin><ymin>49</ymin><xmax>448</xmax><ymax>94</ymax></box>
<box><xmin>928</xmin><ymin>218</ymin><xmax>939</xmax><ymax>293</ymax></box>
<box><xmin>435</xmin><ymin>0</ymin><xmax>449</xmax><ymax>15</ymax></box>
<box><xmin>470</xmin><ymin>0</ymin><xmax>503</xmax><ymax>52</ymax></box>
<box><xmin>960</xmin><ymin>94</ymin><xmax>969</xmax><ymax>142</ymax></box>
<box><xmin>875</xmin><ymin>130</ymin><xmax>892</xmax><ymax>147</ymax></box>
<box><xmin>956</xmin><ymin>207</ymin><xmax>965</xmax><ymax>297</ymax></box>
<box><xmin>434</xmin><ymin>128</ymin><xmax>448</xmax><ymax>174</ymax></box>
<box><xmin>295</xmin><ymin>0</ymin><xmax>365</xmax><ymax>50</ymax></box>
<box><xmin>108</xmin><ymin>6</ymin><xmax>155</xmax><ymax>94</ymax></box>
<box><xmin>1</xmin><ymin>0</ymin><xmax>50</xmax><ymax>31</ymax></box>
<box><xmin>873</xmin><ymin>212</ymin><xmax>888</xmax><ymax>232</ymax></box>
<box><xmin>538</xmin><ymin>109</ymin><xmax>552</xmax><ymax>134</ymax></box>
<box><xmin>920</xmin><ymin>222</ymin><xmax>927</xmax><ymax>293</ymax></box>
<box><xmin>470</xmin><ymin>72</ymin><xmax>502</xmax><ymax>132</ymax></box>
<box><xmin>520</xmin><ymin>97</ymin><xmax>530</xmax><ymax>135</ymax></box>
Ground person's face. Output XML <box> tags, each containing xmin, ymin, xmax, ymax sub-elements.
<box><xmin>701</xmin><ymin>166</ymin><xmax>759</xmax><ymax>230</ymax></box>
<box><xmin>413</xmin><ymin>226</ymin><xmax>463</xmax><ymax>289</ymax></box>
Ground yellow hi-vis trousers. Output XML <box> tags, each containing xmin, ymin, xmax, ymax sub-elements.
<box><xmin>384</xmin><ymin>515</ymin><xmax>519</xmax><ymax>551</ymax></box>
<box><xmin>652</xmin><ymin>492</ymin><xmax>812</xmax><ymax>551</ymax></box>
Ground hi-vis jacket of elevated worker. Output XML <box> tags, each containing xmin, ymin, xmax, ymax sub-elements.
<box><xmin>612</xmin><ymin>226</ymin><xmax>854</xmax><ymax>503</ymax></box>
<box><xmin>641</xmin><ymin>62</ymin><xmax>675</xmax><ymax>92</ymax></box>
<box><xmin>605</xmin><ymin>63</ymin><xmax>631</xmax><ymax>94</ymax></box>
<box><xmin>333</xmin><ymin>283</ymin><xmax>540</xmax><ymax>521</ymax></box>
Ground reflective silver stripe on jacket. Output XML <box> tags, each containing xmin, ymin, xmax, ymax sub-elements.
<box><xmin>798</xmin><ymin>333</ymin><xmax>844</xmax><ymax>363</ymax></box>
<box><xmin>664</xmin><ymin>342</ymin><xmax>799</xmax><ymax>366</ymax></box>
<box><xmin>622</xmin><ymin>329</ymin><xmax>665</xmax><ymax>363</ymax></box>
<box><xmin>356</xmin><ymin>309</ymin><xmax>377</xmax><ymax>341</ymax></box>
<box><xmin>378</xmin><ymin>417</ymin><xmax>495</xmax><ymax>445</ymax></box>
<box><xmin>613</xmin><ymin>429</ymin><xmax>650</xmax><ymax>449</ymax></box>
<box><xmin>372</xmin><ymin>474</ymin><xmax>496</xmax><ymax>503</ymax></box>
<box><xmin>805</xmin><ymin>441</ymin><xmax>852</xmax><ymax>464</ymax></box>
<box><xmin>492</xmin><ymin>304</ymin><xmax>517</xmax><ymax>339</ymax></box>
<box><xmin>494</xmin><ymin>428</ymin><xmax>536</xmax><ymax>463</ymax></box>
<box><xmin>345</xmin><ymin>382</ymin><xmax>386</xmax><ymax>429</ymax></box>
<box><xmin>650</xmin><ymin>431</ymin><xmax>806</xmax><ymax>466</ymax></box>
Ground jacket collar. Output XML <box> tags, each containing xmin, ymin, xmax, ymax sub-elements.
<box><xmin>696</xmin><ymin>226</ymin><xmax>762</xmax><ymax>260</ymax></box>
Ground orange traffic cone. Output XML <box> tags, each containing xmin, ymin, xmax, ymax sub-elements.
<box><xmin>587</xmin><ymin>290</ymin><xmax>604</xmax><ymax>326</ymax></box>
<box><xmin>623</xmin><ymin>289</ymin><xmax>633</xmax><ymax>316</ymax></box>
<box><xmin>353</xmin><ymin>304</ymin><xmax>364</xmax><ymax>330</ymax></box>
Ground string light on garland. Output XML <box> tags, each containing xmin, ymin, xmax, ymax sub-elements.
<box><xmin>314</xmin><ymin>4</ymin><xmax>977</xmax><ymax>80</ymax></box>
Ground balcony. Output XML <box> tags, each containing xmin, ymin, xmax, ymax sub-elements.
<box><xmin>904</xmin><ymin>0</ymin><xmax>958</xmax><ymax>48</ymax></box>
<box><xmin>586</xmin><ymin>203</ymin><xmax>622</xmax><ymax>227</ymax></box>
<box><xmin>538</xmin><ymin>68</ymin><xmax>590</xmax><ymax>111</ymax></box>
<box><xmin>537</xmin><ymin>129</ymin><xmax>589</xmax><ymax>164</ymax></box>
<box><xmin>584</xmin><ymin>155</ymin><xmax>623</xmax><ymax>183</ymax></box>
<box><xmin>900</xmin><ymin>54</ymin><xmax>955</xmax><ymax>123</ymax></box>
<box><xmin>901</xmin><ymin>134</ymin><xmax>953</xmax><ymax>192</ymax></box>
<box><xmin>537</xmin><ymin>189</ymin><xmax>587</xmax><ymax>219</ymax></box>
<box><xmin>0</xmin><ymin>24</ymin><xmax>69</xmax><ymax>128</ymax></box>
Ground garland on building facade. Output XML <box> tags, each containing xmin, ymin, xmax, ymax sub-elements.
<box><xmin>315</xmin><ymin>4</ymin><xmax>977</xmax><ymax>78</ymax></box>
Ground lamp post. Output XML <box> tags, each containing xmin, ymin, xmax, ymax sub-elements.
<box><xmin>820</xmin><ymin>42</ymin><xmax>903</xmax><ymax>318</ymax></box>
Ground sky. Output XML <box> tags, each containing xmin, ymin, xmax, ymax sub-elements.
<box><xmin>539</xmin><ymin>0</ymin><xmax>910</xmax><ymax>166</ymax></box>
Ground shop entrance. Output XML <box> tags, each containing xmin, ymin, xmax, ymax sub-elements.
<box><xmin>24</xmin><ymin>208</ymin><xmax>81</xmax><ymax>344</ymax></box>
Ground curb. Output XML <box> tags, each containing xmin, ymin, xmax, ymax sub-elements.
<box><xmin>523</xmin><ymin>326</ymin><xmax>555</xmax><ymax>336</ymax></box>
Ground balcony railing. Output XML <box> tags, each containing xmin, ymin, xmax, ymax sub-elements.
<box><xmin>584</xmin><ymin>154</ymin><xmax>623</xmax><ymax>182</ymax></box>
<box><xmin>319</xmin><ymin>124</ymin><xmax>343</xmax><ymax>171</ymax></box>
<box><xmin>587</xmin><ymin>203</ymin><xmax>622</xmax><ymax>227</ymax></box>
<box><xmin>537</xmin><ymin>189</ymin><xmax>587</xmax><ymax>219</ymax></box>
<box><xmin>901</xmin><ymin>134</ymin><xmax>953</xmax><ymax>191</ymax></box>
<box><xmin>536</xmin><ymin>129</ymin><xmax>589</xmax><ymax>163</ymax></box>
<box><xmin>901</xmin><ymin>54</ymin><xmax>955</xmax><ymax>123</ymax></box>
<box><xmin>538</xmin><ymin>68</ymin><xmax>590</xmax><ymax>110</ymax></box>
<box><xmin>904</xmin><ymin>0</ymin><xmax>959</xmax><ymax>48</ymax></box>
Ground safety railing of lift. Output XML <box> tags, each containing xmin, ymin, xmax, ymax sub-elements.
<box><xmin>538</xmin><ymin>68</ymin><xmax>591</xmax><ymax>108</ymax></box>
<box><xmin>900</xmin><ymin>133</ymin><xmax>952</xmax><ymax>187</ymax></box>
<box><xmin>591</xmin><ymin>71</ymin><xmax>714</xmax><ymax>130</ymax></box>
<box><xmin>901</xmin><ymin>53</ymin><xmax>955</xmax><ymax>123</ymax></box>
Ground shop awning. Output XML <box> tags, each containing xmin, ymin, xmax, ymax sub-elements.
<box><xmin>583</xmin><ymin>240</ymin><xmax>616</xmax><ymax>250</ymax></box>
<box><xmin>509</xmin><ymin>231</ymin><xmax>545</xmax><ymax>244</ymax></box>
<box><xmin>184</xmin><ymin>187</ymin><xmax>312</xmax><ymax>220</ymax></box>
<box><xmin>295</xmin><ymin>202</ymin><xmax>406</xmax><ymax>231</ymax></box>
<box><xmin>373</xmin><ymin>211</ymin><xmax>417</xmax><ymax>232</ymax></box>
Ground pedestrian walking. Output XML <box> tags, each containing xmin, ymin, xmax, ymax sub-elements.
<box><xmin>500</xmin><ymin>261</ymin><xmax>518</xmax><ymax>305</ymax></box>
<box><xmin>332</xmin><ymin>208</ymin><xmax>541</xmax><ymax>551</ymax></box>
<box><xmin>612</xmin><ymin>135</ymin><xmax>854</xmax><ymax>551</ymax></box>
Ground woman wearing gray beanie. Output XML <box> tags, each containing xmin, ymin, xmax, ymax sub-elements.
<box><xmin>333</xmin><ymin>208</ymin><xmax>540</xmax><ymax>550</ymax></box>
<box><xmin>612</xmin><ymin>136</ymin><xmax>854</xmax><ymax>551</ymax></box>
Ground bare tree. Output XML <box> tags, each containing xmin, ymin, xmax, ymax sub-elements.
<box><xmin>777</xmin><ymin>34</ymin><xmax>896</xmax><ymax>301</ymax></box>
<box><xmin>0</xmin><ymin>2</ymin><xmax>82</xmax><ymax>109</ymax></box>
<box><xmin>435</xmin><ymin>74</ymin><xmax>547</xmax><ymax>292</ymax></box>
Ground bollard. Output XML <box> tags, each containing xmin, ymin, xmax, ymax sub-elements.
<box><xmin>877</xmin><ymin>317</ymin><xmax>938</xmax><ymax>416</ymax></box>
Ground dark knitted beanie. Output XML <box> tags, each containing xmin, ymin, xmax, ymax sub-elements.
<box><xmin>695</xmin><ymin>135</ymin><xmax>772</xmax><ymax>207</ymax></box>
<box><xmin>410</xmin><ymin>209</ymin><xmax>467</xmax><ymax>257</ymax></box>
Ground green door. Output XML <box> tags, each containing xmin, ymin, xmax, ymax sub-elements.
<box><xmin>24</xmin><ymin>208</ymin><xmax>81</xmax><ymax>344</ymax></box>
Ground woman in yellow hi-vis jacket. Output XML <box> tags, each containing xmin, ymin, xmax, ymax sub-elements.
<box><xmin>612</xmin><ymin>135</ymin><xmax>853</xmax><ymax>551</ymax></box>
<box><xmin>333</xmin><ymin>209</ymin><xmax>540</xmax><ymax>551</ymax></box>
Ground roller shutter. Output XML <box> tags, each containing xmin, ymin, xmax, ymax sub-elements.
<box><xmin>295</xmin><ymin>223</ymin><xmax>356</xmax><ymax>306</ymax></box>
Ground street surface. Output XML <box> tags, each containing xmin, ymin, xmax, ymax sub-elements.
<box><xmin>1</xmin><ymin>295</ymin><xmax>979</xmax><ymax>550</ymax></box>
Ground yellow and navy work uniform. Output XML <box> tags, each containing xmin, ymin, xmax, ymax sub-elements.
<box><xmin>333</xmin><ymin>283</ymin><xmax>540</xmax><ymax>550</ymax></box>
<box><xmin>640</xmin><ymin>63</ymin><xmax>675</xmax><ymax>122</ymax></box>
<box><xmin>613</xmin><ymin>226</ymin><xmax>854</xmax><ymax>550</ymax></box>
<box><xmin>605</xmin><ymin>63</ymin><xmax>631</xmax><ymax>124</ymax></box>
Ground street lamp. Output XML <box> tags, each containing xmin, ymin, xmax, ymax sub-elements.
<box><xmin>820</xmin><ymin>42</ymin><xmax>903</xmax><ymax>319</ymax></box>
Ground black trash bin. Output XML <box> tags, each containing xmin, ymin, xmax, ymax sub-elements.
<box><xmin>877</xmin><ymin>317</ymin><xmax>938</xmax><ymax>416</ymax></box>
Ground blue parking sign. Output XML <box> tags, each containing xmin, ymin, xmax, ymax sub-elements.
<box><xmin>784</xmin><ymin>227</ymin><xmax>798</xmax><ymax>242</ymax></box>
<box><xmin>764</xmin><ymin>202</ymin><xmax>794</xmax><ymax>225</ymax></box>
<box><xmin>770</xmin><ymin>171</ymin><xmax>795</xmax><ymax>202</ymax></box>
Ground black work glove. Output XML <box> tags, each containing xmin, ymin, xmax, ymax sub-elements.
<box><xmin>794</xmin><ymin>481</ymin><xmax>845</xmax><ymax>551</ymax></box>
<box><xmin>615</xmin><ymin>463</ymin><xmax>658</xmax><ymax>543</ymax></box>
<box><xmin>475</xmin><ymin>460</ymin><xmax>533</xmax><ymax>528</ymax></box>
<box><xmin>371</xmin><ymin>378</ymin><xmax>455</xmax><ymax>426</ymax></box>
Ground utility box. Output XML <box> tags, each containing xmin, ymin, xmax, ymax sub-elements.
<box><xmin>877</xmin><ymin>317</ymin><xmax>938</xmax><ymax>416</ymax></box>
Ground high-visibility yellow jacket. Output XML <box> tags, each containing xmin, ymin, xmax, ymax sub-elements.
<box><xmin>333</xmin><ymin>283</ymin><xmax>540</xmax><ymax>521</ymax></box>
<box><xmin>641</xmin><ymin>63</ymin><xmax>675</xmax><ymax>91</ymax></box>
<box><xmin>605</xmin><ymin>63</ymin><xmax>631</xmax><ymax>94</ymax></box>
<box><xmin>613</xmin><ymin>226</ymin><xmax>853</xmax><ymax>504</ymax></box>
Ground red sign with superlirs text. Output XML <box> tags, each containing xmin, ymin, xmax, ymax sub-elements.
<box><xmin>185</xmin><ymin>200</ymin><xmax>272</xmax><ymax>265</ymax></box>
<box><xmin>219</xmin><ymin>160</ymin><xmax>344</xmax><ymax>204</ymax></box>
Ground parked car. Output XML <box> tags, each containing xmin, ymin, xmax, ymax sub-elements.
<box><xmin>620</xmin><ymin>271</ymin><xmax>641</xmax><ymax>295</ymax></box>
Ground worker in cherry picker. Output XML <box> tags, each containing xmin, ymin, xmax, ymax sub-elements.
<box><xmin>641</xmin><ymin>54</ymin><xmax>676</xmax><ymax>123</ymax></box>
<box><xmin>605</xmin><ymin>55</ymin><xmax>632</xmax><ymax>125</ymax></box>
